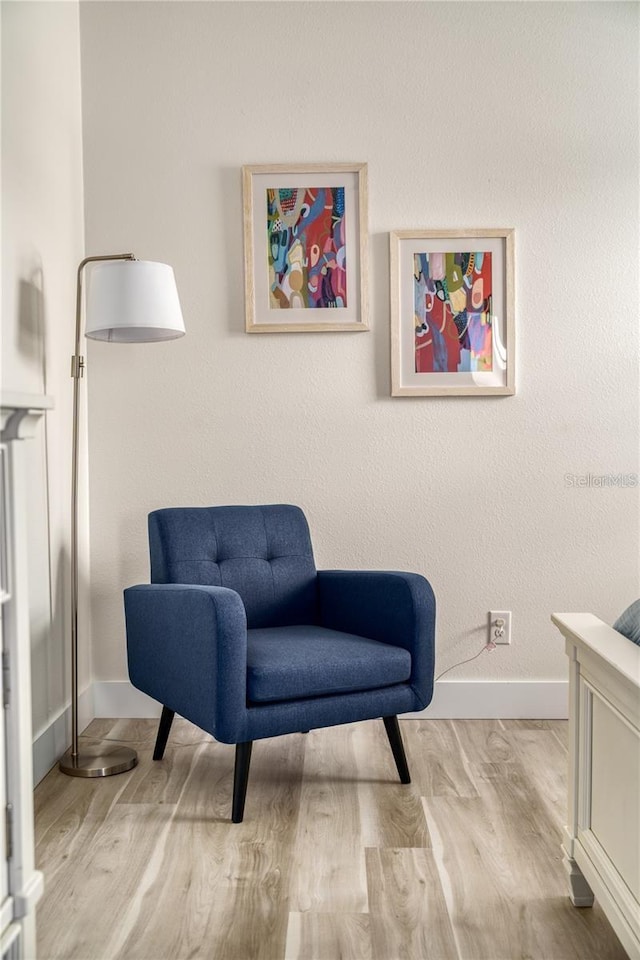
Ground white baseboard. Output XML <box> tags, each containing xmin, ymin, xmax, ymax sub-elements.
<box><xmin>32</xmin><ymin>679</ymin><xmax>569</xmax><ymax>780</ymax></box>
<box><xmin>32</xmin><ymin>685</ymin><xmax>94</xmax><ymax>786</ymax></box>
<box><xmin>405</xmin><ymin>680</ymin><xmax>568</xmax><ymax>719</ymax></box>
<box><xmin>91</xmin><ymin>679</ymin><xmax>569</xmax><ymax>721</ymax></box>
<box><xmin>92</xmin><ymin>681</ymin><xmax>162</xmax><ymax>719</ymax></box>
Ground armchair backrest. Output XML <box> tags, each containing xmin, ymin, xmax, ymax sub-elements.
<box><xmin>148</xmin><ymin>504</ymin><xmax>318</xmax><ymax>628</ymax></box>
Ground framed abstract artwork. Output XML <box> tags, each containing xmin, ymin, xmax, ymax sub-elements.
<box><xmin>242</xmin><ymin>163</ymin><xmax>369</xmax><ymax>332</ymax></box>
<box><xmin>390</xmin><ymin>229</ymin><xmax>515</xmax><ymax>396</ymax></box>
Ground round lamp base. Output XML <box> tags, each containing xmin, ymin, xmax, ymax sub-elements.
<box><xmin>59</xmin><ymin>741</ymin><xmax>138</xmax><ymax>778</ymax></box>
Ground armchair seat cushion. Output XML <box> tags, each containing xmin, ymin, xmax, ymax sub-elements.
<box><xmin>246</xmin><ymin>625</ymin><xmax>412</xmax><ymax>703</ymax></box>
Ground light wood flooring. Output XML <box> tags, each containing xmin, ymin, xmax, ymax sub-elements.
<box><xmin>34</xmin><ymin>718</ymin><xmax>627</xmax><ymax>960</ymax></box>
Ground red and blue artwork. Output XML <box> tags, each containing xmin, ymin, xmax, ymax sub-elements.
<box><xmin>267</xmin><ymin>187</ymin><xmax>347</xmax><ymax>309</ymax></box>
<box><xmin>414</xmin><ymin>252</ymin><xmax>493</xmax><ymax>373</ymax></box>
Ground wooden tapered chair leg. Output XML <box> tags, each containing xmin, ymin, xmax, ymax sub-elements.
<box><xmin>382</xmin><ymin>715</ymin><xmax>411</xmax><ymax>784</ymax></box>
<box><xmin>153</xmin><ymin>706</ymin><xmax>175</xmax><ymax>761</ymax></box>
<box><xmin>232</xmin><ymin>741</ymin><xmax>253</xmax><ymax>823</ymax></box>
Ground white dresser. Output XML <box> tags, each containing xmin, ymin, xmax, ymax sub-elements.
<box><xmin>553</xmin><ymin>611</ymin><xmax>640</xmax><ymax>960</ymax></box>
<box><xmin>1</xmin><ymin>394</ymin><xmax>51</xmax><ymax>960</ymax></box>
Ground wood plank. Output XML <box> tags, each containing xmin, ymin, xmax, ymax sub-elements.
<box><xmin>468</xmin><ymin>760</ymin><xmax>566</xmax><ymax>865</ymax></box>
<box><xmin>285</xmin><ymin>912</ymin><xmax>372</xmax><ymax>960</ymax></box>
<box><xmin>496</xmin><ymin>726</ymin><xmax>568</xmax><ymax>830</ymax></box>
<box><xmin>116</xmin><ymin>740</ymin><xmax>208</xmax><ymax>805</ymax></box>
<box><xmin>403</xmin><ymin>719</ymin><xmax>480</xmax><ymax>799</ymax></box>
<box><xmin>424</xmin><ymin>793</ymin><xmax>540</xmax><ymax>960</ymax></box>
<box><xmin>181</xmin><ymin>732</ymin><xmax>306</xmax><ymax>844</ymax></box>
<box><xmin>366</xmin><ymin>847</ymin><xmax>458</xmax><ymax>960</ymax></box>
<box><xmin>84</xmin><ymin>716</ymin><xmax>209</xmax><ymax>746</ymax></box>
<box><xmin>423</xmin><ymin>761</ymin><xmax>627</xmax><ymax>959</ymax></box>
<box><xmin>289</xmin><ymin>725</ymin><xmax>368</xmax><ymax>912</ymax></box>
<box><xmin>37</xmin><ymin>802</ymin><xmax>175</xmax><ymax>960</ymax></box>
<box><xmin>453</xmin><ymin>718</ymin><xmax>516</xmax><ymax>764</ymax></box>
<box><xmin>548</xmin><ymin>719</ymin><xmax>569</xmax><ymax>749</ymax></box>
<box><xmin>81</xmin><ymin>717</ymin><xmax>120</xmax><ymax>741</ymax></box>
<box><xmin>106</xmin><ymin>743</ymin><xmax>233</xmax><ymax>960</ymax></box>
<box><xmin>115</xmin><ymin>840</ymin><xmax>292</xmax><ymax>960</ymax></box>
<box><xmin>109</xmin><ymin>734</ymin><xmax>304</xmax><ymax>959</ymax></box>
<box><xmin>505</xmin><ymin>718</ymin><xmax>553</xmax><ymax>730</ymax></box>
<box><xmin>522</xmin><ymin>898</ymin><xmax>629</xmax><ymax>960</ymax></box>
<box><xmin>207</xmin><ymin>842</ymin><xmax>293</xmax><ymax>960</ymax></box>
<box><xmin>353</xmin><ymin>720</ymin><xmax>430</xmax><ymax>848</ymax></box>
<box><xmin>34</xmin><ymin>763</ymin><xmax>134</xmax><ymax>876</ymax></box>
<box><xmin>503</xmin><ymin>720</ymin><xmax>568</xmax><ymax>751</ymax></box>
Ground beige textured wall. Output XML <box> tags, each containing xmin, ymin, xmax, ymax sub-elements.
<box><xmin>1</xmin><ymin>1</ymin><xmax>88</xmax><ymax>739</ymax></box>
<box><xmin>79</xmin><ymin>2</ymin><xmax>639</xmax><ymax>686</ymax></box>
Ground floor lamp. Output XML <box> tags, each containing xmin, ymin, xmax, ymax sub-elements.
<box><xmin>59</xmin><ymin>254</ymin><xmax>185</xmax><ymax>778</ymax></box>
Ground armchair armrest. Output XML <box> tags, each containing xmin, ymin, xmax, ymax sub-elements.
<box><xmin>317</xmin><ymin>570</ymin><xmax>435</xmax><ymax>708</ymax></box>
<box><xmin>124</xmin><ymin>583</ymin><xmax>247</xmax><ymax>743</ymax></box>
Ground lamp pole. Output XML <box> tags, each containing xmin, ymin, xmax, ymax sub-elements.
<box><xmin>60</xmin><ymin>254</ymin><xmax>138</xmax><ymax>777</ymax></box>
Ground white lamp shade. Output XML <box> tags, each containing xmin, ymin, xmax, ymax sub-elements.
<box><xmin>85</xmin><ymin>260</ymin><xmax>185</xmax><ymax>342</ymax></box>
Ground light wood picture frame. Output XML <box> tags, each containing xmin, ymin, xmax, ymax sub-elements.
<box><xmin>243</xmin><ymin>163</ymin><xmax>369</xmax><ymax>333</ymax></box>
<box><xmin>390</xmin><ymin>229</ymin><xmax>515</xmax><ymax>396</ymax></box>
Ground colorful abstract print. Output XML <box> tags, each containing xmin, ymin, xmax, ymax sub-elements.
<box><xmin>414</xmin><ymin>252</ymin><xmax>493</xmax><ymax>373</ymax></box>
<box><xmin>267</xmin><ymin>187</ymin><xmax>347</xmax><ymax>310</ymax></box>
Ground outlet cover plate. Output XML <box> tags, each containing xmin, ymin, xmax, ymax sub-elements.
<box><xmin>489</xmin><ymin>610</ymin><xmax>512</xmax><ymax>645</ymax></box>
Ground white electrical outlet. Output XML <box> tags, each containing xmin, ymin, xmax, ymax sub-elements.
<box><xmin>489</xmin><ymin>610</ymin><xmax>512</xmax><ymax>645</ymax></box>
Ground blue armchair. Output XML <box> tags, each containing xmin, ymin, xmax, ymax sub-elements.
<box><xmin>124</xmin><ymin>504</ymin><xmax>435</xmax><ymax>822</ymax></box>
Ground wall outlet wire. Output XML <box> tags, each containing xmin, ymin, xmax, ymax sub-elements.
<box><xmin>435</xmin><ymin>639</ymin><xmax>496</xmax><ymax>682</ymax></box>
